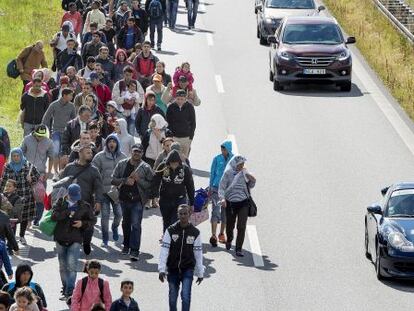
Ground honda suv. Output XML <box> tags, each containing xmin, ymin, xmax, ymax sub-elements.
<box><xmin>268</xmin><ymin>16</ymin><xmax>356</xmax><ymax>91</ymax></box>
<box><xmin>256</xmin><ymin>0</ymin><xmax>325</xmax><ymax>45</ymax></box>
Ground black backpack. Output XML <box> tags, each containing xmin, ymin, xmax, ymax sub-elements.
<box><xmin>7</xmin><ymin>59</ymin><xmax>20</xmax><ymax>79</ymax></box>
<box><xmin>149</xmin><ymin>0</ymin><xmax>163</xmax><ymax>19</ymax></box>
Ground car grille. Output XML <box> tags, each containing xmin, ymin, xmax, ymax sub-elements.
<box><xmin>393</xmin><ymin>262</ymin><xmax>414</xmax><ymax>273</ymax></box>
<box><xmin>296</xmin><ymin>56</ymin><xmax>337</xmax><ymax>67</ymax></box>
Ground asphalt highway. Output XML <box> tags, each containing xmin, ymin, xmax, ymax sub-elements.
<box><xmin>13</xmin><ymin>0</ymin><xmax>414</xmax><ymax>310</ymax></box>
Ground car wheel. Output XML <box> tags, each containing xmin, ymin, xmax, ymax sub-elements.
<box><xmin>365</xmin><ymin>226</ymin><xmax>371</xmax><ymax>259</ymax></box>
<box><xmin>375</xmin><ymin>243</ymin><xmax>385</xmax><ymax>280</ymax></box>
<box><xmin>269</xmin><ymin>69</ymin><xmax>274</xmax><ymax>82</ymax></box>
<box><xmin>273</xmin><ymin>79</ymin><xmax>283</xmax><ymax>91</ymax></box>
<box><xmin>340</xmin><ymin>81</ymin><xmax>352</xmax><ymax>92</ymax></box>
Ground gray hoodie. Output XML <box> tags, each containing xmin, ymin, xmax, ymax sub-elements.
<box><xmin>41</xmin><ymin>98</ymin><xmax>76</xmax><ymax>133</ymax></box>
<box><xmin>21</xmin><ymin>134</ymin><xmax>54</xmax><ymax>174</ymax></box>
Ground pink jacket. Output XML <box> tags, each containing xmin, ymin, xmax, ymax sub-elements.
<box><xmin>70</xmin><ymin>277</ymin><xmax>112</xmax><ymax>311</ymax></box>
<box><xmin>172</xmin><ymin>69</ymin><xmax>194</xmax><ymax>86</ymax></box>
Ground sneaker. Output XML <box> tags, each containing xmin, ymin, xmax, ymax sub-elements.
<box><xmin>59</xmin><ymin>294</ymin><xmax>68</xmax><ymax>301</ymax></box>
<box><xmin>20</xmin><ymin>237</ymin><xmax>27</xmax><ymax>245</ymax></box>
<box><xmin>157</xmin><ymin>46</ymin><xmax>161</xmax><ymax>51</ymax></box>
<box><xmin>236</xmin><ymin>250</ymin><xmax>244</xmax><ymax>257</ymax></box>
<box><xmin>218</xmin><ymin>233</ymin><xmax>227</xmax><ymax>244</ymax></box>
<box><xmin>83</xmin><ymin>243</ymin><xmax>91</xmax><ymax>255</ymax></box>
<box><xmin>150</xmin><ymin>42</ymin><xmax>155</xmax><ymax>48</ymax></box>
<box><xmin>32</xmin><ymin>221</ymin><xmax>39</xmax><ymax>227</ymax></box>
<box><xmin>209</xmin><ymin>235</ymin><xmax>218</xmax><ymax>247</ymax></box>
<box><xmin>121</xmin><ymin>247</ymin><xmax>130</xmax><ymax>255</ymax></box>
<box><xmin>112</xmin><ymin>227</ymin><xmax>119</xmax><ymax>241</ymax></box>
<box><xmin>100</xmin><ymin>241</ymin><xmax>108</xmax><ymax>248</ymax></box>
<box><xmin>130</xmin><ymin>250</ymin><xmax>139</xmax><ymax>261</ymax></box>
<box><xmin>225</xmin><ymin>242</ymin><xmax>231</xmax><ymax>250</ymax></box>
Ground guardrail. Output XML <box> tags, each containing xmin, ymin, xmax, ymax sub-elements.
<box><xmin>373</xmin><ymin>0</ymin><xmax>414</xmax><ymax>43</ymax></box>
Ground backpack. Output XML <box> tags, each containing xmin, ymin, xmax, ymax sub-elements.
<box><xmin>194</xmin><ymin>188</ymin><xmax>209</xmax><ymax>213</ymax></box>
<box><xmin>6</xmin><ymin>59</ymin><xmax>20</xmax><ymax>79</ymax></box>
<box><xmin>149</xmin><ymin>0</ymin><xmax>163</xmax><ymax>19</ymax></box>
<box><xmin>67</xmin><ymin>277</ymin><xmax>104</xmax><ymax>306</ymax></box>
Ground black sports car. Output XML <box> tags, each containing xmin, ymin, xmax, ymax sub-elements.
<box><xmin>365</xmin><ymin>182</ymin><xmax>414</xmax><ymax>280</ymax></box>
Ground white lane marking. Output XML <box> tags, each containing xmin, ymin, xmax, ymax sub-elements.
<box><xmin>247</xmin><ymin>225</ymin><xmax>264</xmax><ymax>267</ymax></box>
<box><xmin>199</xmin><ymin>2</ymin><xmax>206</xmax><ymax>12</ymax></box>
<box><xmin>227</xmin><ymin>134</ymin><xmax>239</xmax><ymax>154</ymax></box>
<box><xmin>206</xmin><ymin>33</ymin><xmax>214</xmax><ymax>46</ymax></box>
<box><xmin>353</xmin><ymin>57</ymin><xmax>414</xmax><ymax>156</ymax></box>
<box><xmin>215</xmin><ymin>75</ymin><xmax>225</xmax><ymax>93</ymax></box>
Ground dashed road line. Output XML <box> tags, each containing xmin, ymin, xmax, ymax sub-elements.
<box><xmin>215</xmin><ymin>74</ymin><xmax>225</xmax><ymax>93</ymax></box>
<box><xmin>247</xmin><ymin>225</ymin><xmax>264</xmax><ymax>267</ymax></box>
<box><xmin>206</xmin><ymin>33</ymin><xmax>214</xmax><ymax>46</ymax></box>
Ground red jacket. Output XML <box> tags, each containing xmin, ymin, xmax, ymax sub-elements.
<box><xmin>133</xmin><ymin>52</ymin><xmax>159</xmax><ymax>78</ymax></box>
<box><xmin>94</xmin><ymin>84</ymin><xmax>112</xmax><ymax>113</ymax></box>
<box><xmin>61</xmin><ymin>11</ymin><xmax>83</xmax><ymax>35</ymax></box>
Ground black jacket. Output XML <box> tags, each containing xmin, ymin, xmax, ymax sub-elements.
<box><xmin>0</xmin><ymin>212</ymin><xmax>18</xmax><ymax>252</ymax></box>
<box><xmin>166</xmin><ymin>102</ymin><xmax>196</xmax><ymax>139</ymax></box>
<box><xmin>61</xmin><ymin>117</ymin><xmax>89</xmax><ymax>155</ymax></box>
<box><xmin>135</xmin><ymin>106</ymin><xmax>165</xmax><ymax>138</ymax></box>
<box><xmin>152</xmin><ymin>150</ymin><xmax>195</xmax><ymax>205</ymax></box>
<box><xmin>164</xmin><ymin>222</ymin><xmax>201</xmax><ymax>273</ymax></box>
<box><xmin>57</xmin><ymin>49</ymin><xmax>83</xmax><ymax>72</ymax></box>
<box><xmin>117</xmin><ymin>25</ymin><xmax>144</xmax><ymax>50</ymax></box>
<box><xmin>51</xmin><ymin>198</ymin><xmax>94</xmax><ymax>244</ymax></box>
<box><xmin>131</xmin><ymin>8</ymin><xmax>149</xmax><ymax>34</ymax></box>
<box><xmin>20</xmin><ymin>90</ymin><xmax>50</xmax><ymax>125</ymax></box>
<box><xmin>110</xmin><ymin>297</ymin><xmax>140</xmax><ymax>311</ymax></box>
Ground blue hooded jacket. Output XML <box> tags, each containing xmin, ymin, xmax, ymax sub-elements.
<box><xmin>209</xmin><ymin>141</ymin><xmax>233</xmax><ymax>189</ymax></box>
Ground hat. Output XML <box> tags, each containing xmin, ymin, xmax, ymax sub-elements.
<box><xmin>131</xmin><ymin>143</ymin><xmax>143</xmax><ymax>152</ymax></box>
<box><xmin>60</xmin><ymin>76</ymin><xmax>69</xmax><ymax>85</ymax></box>
<box><xmin>34</xmin><ymin>125</ymin><xmax>48</xmax><ymax>137</ymax></box>
<box><xmin>153</xmin><ymin>74</ymin><xmax>162</xmax><ymax>82</ymax></box>
<box><xmin>178</xmin><ymin>75</ymin><xmax>188</xmax><ymax>82</ymax></box>
<box><xmin>68</xmin><ymin>184</ymin><xmax>81</xmax><ymax>202</ymax></box>
<box><xmin>107</xmin><ymin>100</ymin><xmax>123</xmax><ymax>112</ymax></box>
<box><xmin>89</xmin><ymin>72</ymin><xmax>99</xmax><ymax>81</ymax></box>
<box><xmin>176</xmin><ymin>89</ymin><xmax>187</xmax><ymax>97</ymax></box>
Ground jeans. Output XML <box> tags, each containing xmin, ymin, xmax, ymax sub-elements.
<box><xmin>56</xmin><ymin>242</ymin><xmax>81</xmax><ymax>296</ymax></box>
<box><xmin>167</xmin><ymin>269</ymin><xmax>194</xmax><ymax>311</ymax></box>
<box><xmin>150</xmin><ymin>18</ymin><xmax>163</xmax><ymax>46</ymax></box>
<box><xmin>225</xmin><ymin>200</ymin><xmax>249</xmax><ymax>251</ymax></box>
<box><xmin>187</xmin><ymin>0</ymin><xmax>199</xmax><ymax>27</ymax></box>
<box><xmin>160</xmin><ymin>196</ymin><xmax>187</xmax><ymax>233</ymax></box>
<box><xmin>164</xmin><ymin>0</ymin><xmax>170</xmax><ymax>25</ymax></box>
<box><xmin>101</xmin><ymin>195</ymin><xmax>122</xmax><ymax>243</ymax></box>
<box><xmin>34</xmin><ymin>202</ymin><xmax>44</xmax><ymax>225</ymax></box>
<box><xmin>120</xmin><ymin>201</ymin><xmax>143</xmax><ymax>251</ymax></box>
<box><xmin>51</xmin><ymin>131</ymin><xmax>62</xmax><ymax>157</ymax></box>
<box><xmin>169</xmin><ymin>0</ymin><xmax>179</xmax><ymax>28</ymax></box>
<box><xmin>125</xmin><ymin>115</ymin><xmax>136</xmax><ymax>136</ymax></box>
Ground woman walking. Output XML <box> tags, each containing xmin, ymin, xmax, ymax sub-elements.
<box><xmin>219</xmin><ymin>155</ymin><xmax>256</xmax><ymax>257</ymax></box>
<box><xmin>0</xmin><ymin>148</ymin><xmax>40</xmax><ymax>245</ymax></box>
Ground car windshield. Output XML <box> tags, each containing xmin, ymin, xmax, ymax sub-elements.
<box><xmin>266</xmin><ymin>0</ymin><xmax>315</xmax><ymax>9</ymax></box>
<box><xmin>282</xmin><ymin>23</ymin><xmax>343</xmax><ymax>45</ymax></box>
<box><xmin>386</xmin><ymin>189</ymin><xmax>414</xmax><ymax>217</ymax></box>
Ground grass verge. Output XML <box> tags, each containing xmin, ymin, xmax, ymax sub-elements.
<box><xmin>0</xmin><ymin>0</ymin><xmax>61</xmax><ymax>147</ymax></box>
<box><xmin>324</xmin><ymin>0</ymin><xmax>414</xmax><ymax>118</ymax></box>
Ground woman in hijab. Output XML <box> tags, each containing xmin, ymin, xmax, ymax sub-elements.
<box><xmin>218</xmin><ymin>155</ymin><xmax>256</xmax><ymax>257</ymax></box>
<box><xmin>114</xmin><ymin>119</ymin><xmax>135</xmax><ymax>157</ymax></box>
<box><xmin>0</xmin><ymin>148</ymin><xmax>40</xmax><ymax>245</ymax></box>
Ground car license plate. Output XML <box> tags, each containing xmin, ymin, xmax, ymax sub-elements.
<box><xmin>303</xmin><ymin>69</ymin><xmax>326</xmax><ymax>75</ymax></box>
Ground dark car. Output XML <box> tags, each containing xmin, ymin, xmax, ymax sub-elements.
<box><xmin>268</xmin><ymin>16</ymin><xmax>356</xmax><ymax>91</ymax></box>
<box><xmin>365</xmin><ymin>183</ymin><xmax>414</xmax><ymax>280</ymax></box>
<box><xmin>256</xmin><ymin>0</ymin><xmax>324</xmax><ymax>45</ymax></box>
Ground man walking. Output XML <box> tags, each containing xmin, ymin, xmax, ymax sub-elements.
<box><xmin>187</xmin><ymin>0</ymin><xmax>199</xmax><ymax>29</ymax></box>
<box><xmin>52</xmin><ymin>183</ymin><xmax>94</xmax><ymax>301</ymax></box>
<box><xmin>16</xmin><ymin>41</ymin><xmax>48</xmax><ymax>88</ymax></box>
<box><xmin>166</xmin><ymin>90</ymin><xmax>196</xmax><ymax>159</ymax></box>
<box><xmin>21</xmin><ymin>125</ymin><xmax>54</xmax><ymax>225</ymax></box>
<box><xmin>159</xmin><ymin>204</ymin><xmax>204</xmax><ymax>311</ymax></box>
<box><xmin>92</xmin><ymin>134</ymin><xmax>127</xmax><ymax>247</ymax></box>
<box><xmin>146</xmin><ymin>0</ymin><xmax>165</xmax><ymax>50</ymax></box>
<box><xmin>59</xmin><ymin>145</ymin><xmax>103</xmax><ymax>255</ymax></box>
<box><xmin>111</xmin><ymin>143</ymin><xmax>153</xmax><ymax>261</ymax></box>
<box><xmin>56</xmin><ymin>38</ymin><xmax>83</xmax><ymax>77</ymax></box>
<box><xmin>42</xmin><ymin>88</ymin><xmax>76</xmax><ymax>179</ymax></box>
<box><xmin>133</xmin><ymin>41</ymin><xmax>159</xmax><ymax>90</ymax></box>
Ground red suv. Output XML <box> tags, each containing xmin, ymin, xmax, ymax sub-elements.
<box><xmin>268</xmin><ymin>16</ymin><xmax>356</xmax><ymax>91</ymax></box>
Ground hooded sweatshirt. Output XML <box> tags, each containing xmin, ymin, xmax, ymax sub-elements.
<box><xmin>152</xmin><ymin>150</ymin><xmax>195</xmax><ymax>205</ymax></box>
<box><xmin>92</xmin><ymin>134</ymin><xmax>127</xmax><ymax>192</ymax></box>
<box><xmin>144</xmin><ymin>114</ymin><xmax>169</xmax><ymax>160</ymax></box>
<box><xmin>218</xmin><ymin>155</ymin><xmax>256</xmax><ymax>203</ymax></box>
<box><xmin>20</xmin><ymin>88</ymin><xmax>50</xmax><ymax>125</ymax></box>
<box><xmin>209</xmin><ymin>141</ymin><xmax>233</xmax><ymax>189</ymax></box>
<box><xmin>20</xmin><ymin>134</ymin><xmax>54</xmax><ymax>174</ymax></box>
<box><xmin>115</xmin><ymin>119</ymin><xmax>135</xmax><ymax>157</ymax></box>
<box><xmin>41</xmin><ymin>98</ymin><xmax>76</xmax><ymax>133</ymax></box>
<box><xmin>2</xmin><ymin>264</ymin><xmax>47</xmax><ymax>307</ymax></box>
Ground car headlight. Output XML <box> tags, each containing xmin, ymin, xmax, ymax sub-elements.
<box><xmin>388</xmin><ymin>231</ymin><xmax>414</xmax><ymax>252</ymax></box>
<box><xmin>336</xmin><ymin>50</ymin><xmax>350</xmax><ymax>61</ymax></box>
<box><xmin>278</xmin><ymin>51</ymin><xmax>292</xmax><ymax>61</ymax></box>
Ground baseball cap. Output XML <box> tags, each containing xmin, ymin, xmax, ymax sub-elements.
<box><xmin>68</xmin><ymin>184</ymin><xmax>81</xmax><ymax>202</ymax></box>
<box><xmin>131</xmin><ymin>143</ymin><xmax>143</xmax><ymax>152</ymax></box>
<box><xmin>34</xmin><ymin>125</ymin><xmax>48</xmax><ymax>138</ymax></box>
<box><xmin>178</xmin><ymin>75</ymin><xmax>188</xmax><ymax>82</ymax></box>
<box><xmin>153</xmin><ymin>74</ymin><xmax>162</xmax><ymax>82</ymax></box>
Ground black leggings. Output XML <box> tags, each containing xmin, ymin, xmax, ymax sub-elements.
<box><xmin>225</xmin><ymin>200</ymin><xmax>249</xmax><ymax>251</ymax></box>
<box><xmin>19</xmin><ymin>221</ymin><xmax>29</xmax><ymax>238</ymax></box>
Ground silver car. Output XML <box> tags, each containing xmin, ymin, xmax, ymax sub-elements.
<box><xmin>256</xmin><ymin>0</ymin><xmax>325</xmax><ymax>45</ymax></box>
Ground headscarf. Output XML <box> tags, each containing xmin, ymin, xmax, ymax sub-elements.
<box><xmin>9</xmin><ymin>148</ymin><xmax>27</xmax><ymax>173</ymax></box>
<box><xmin>149</xmin><ymin>114</ymin><xmax>168</xmax><ymax>130</ymax></box>
<box><xmin>224</xmin><ymin>155</ymin><xmax>246</xmax><ymax>174</ymax></box>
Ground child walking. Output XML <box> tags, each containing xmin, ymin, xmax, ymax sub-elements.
<box><xmin>110</xmin><ymin>279</ymin><xmax>140</xmax><ymax>311</ymax></box>
<box><xmin>10</xmin><ymin>287</ymin><xmax>39</xmax><ymax>311</ymax></box>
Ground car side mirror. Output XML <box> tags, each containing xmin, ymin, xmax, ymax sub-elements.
<box><xmin>346</xmin><ymin>36</ymin><xmax>356</xmax><ymax>44</ymax></box>
<box><xmin>318</xmin><ymin>5</ymin><xmax>325</xmax><ymax>12</ymax></box>
<box><xmin>381</xmin><ymin>187</ymin><xmax>389</xmax><ymax>196</ymax></box>
<box><xmin>267</xmin><ymin>35</ymin><xmax>278</xmax><ymax>44</ymax></box>
<box><xmin>367</xmin><ymin>204</ymin><xmax>382</xmax><ymax>215</ymax></box>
